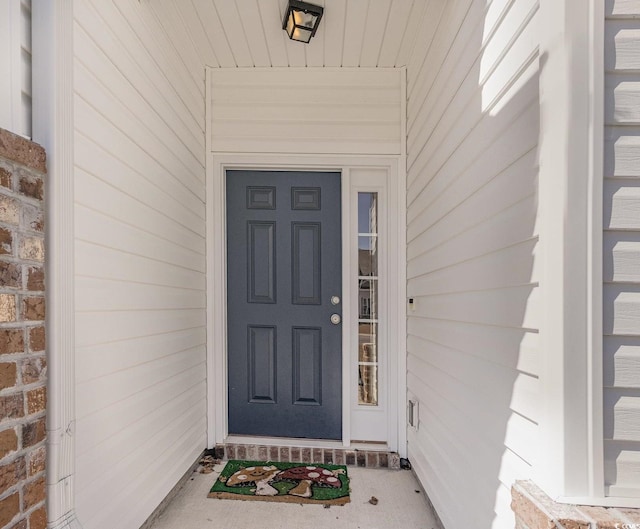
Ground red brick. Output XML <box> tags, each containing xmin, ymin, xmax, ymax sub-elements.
<box><xmin>0</xmin><ymin>492</ymin><xmax>19</xmax><ymax>527</ymax></box>
<box><xmin>0</xmin><ymin>294</ymin><xmax>16</xmax><ymax>322</ymax></box>
<box><xmin>617</xmin><ymin>508</ymin><xmax>640</xmax><ymax>523</ymax></box>
<box><xmin>28</xmin><ymin>327</ymin><xmax>44</xmax><ymax>353</ymax></box>
<box><xmin>29</xmin><ymin>505</ymin><xmax>46</xmax><ymax>529</ymax></box>
<box><xmin>345</xmin><ymin>451</ymin><xmax>355</xmax><ymax>465</ymax></box>
<box><xmin>0</xmin><ymin>129</ymin><xmax>47</xmax><ymax>173</ymax></box>
<box><xmin>575</xmin><ymin>506</ymin><xmax>621</xmax><ymax>528</ymax></box>
<box><xmin>0</xmin><ymin>262</ymin><xmax>21</xmax><ymax>288</ymax></box>
<box><xmin>21</xmin><ymin>358</ymin><xmax>45</xmax><ymax>384</ymax></box>
<box><xmin>18</xmin><ymin>175</ymin><xmax>44</xmax><ymax>201</ymax></box>
<box><xmin>0</xmin><ymin>395</ymin><xmax>23</xmax><ymax>422</ymax></box>
<box><xmin>0</xmin><ymin>330</ymin><xmax>23</xmax><ymax>355</ymax></box>
<box><xmin>26</xmin><ymin>387</ymin><xmax>46</xmax><ymax>415</ymax></box>
<box><xmin>0</xmin><ymin>228</ymin><xmax>12</xmax><ymax>255</ymax></box>
<box><xmin>0</xmin><ymin>168</ymin><xmax>11</xmax><ymax>189</ymax></box>
<box><xmin>28</xmin><ymin>446</ymin><xmax>45</xmax><ymax>476</ymax></box>
<box><xmin>22</xmin><ymin>297</ymin><xmax>45</xmax><ymax>321</ymax></box>
<box><xmin>17</xmin><ymin>237</ymin><xmax>43</xmax><ymax>262</ymax></box>
<box><xmin>23</xmin><ymin>475</ymin><xmax>45</xmax><ymax>509</ymax></box>
<box><xmin>22</xmin><ymin>204</ymin><xmax>44</xmax><ymax>233</ymax></box>
<box><xmin>243</xmin><ymin>445</ymin><xmax>256</xmax><ymax>460</ymax></box>
<box><xmin>25</xmin><ymin>267</ymin><xmax>44</xmax><ymax>291</ymax></box>
<box><xmin>0</xmin><ymin>363</ymin><xmax>16</xmax><ymax>390</ymax></box>
<box><xmin>557</xmin><ymin>520</ymin><xmax>590</xmax><ymax>529</ymax></box>
<box><xmin>0</xmin><ymin>430</ymin><xmax>17</xmax><ymax>460</ymax></box>
<box><xmin>511</xmin><ymin>482</ymin><xmax>590</xmax><ymax>529</ymax></box>
<box><xmin>0</xmin><ymin>196</ymin><xmax>19</xmax><ymax>225</ymax></box>
<box><xmin>0</xmin><ymin>457</ymin><xmax>26</xmax><ymax>495</ymax></box>
<box><xmin>279</xmin><ymin>447</ymin><xmax>289</xmax><ymax>462</ymax></box>
<box><xmin>22</xmin><ymin>418</ymin><xmax>45</xmax><ymax>448</ymax></box>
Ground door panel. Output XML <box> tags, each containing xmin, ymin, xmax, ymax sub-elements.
<box><xmin>226</xmin><ymin>170</ymin><xmax>342</xmax><ymax>440</ymax></box>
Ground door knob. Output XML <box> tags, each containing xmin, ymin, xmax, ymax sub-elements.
<box><xmin>331</xmin><ymin>295</ymin><xmax>341</xmax><ymax>305</ymax></box>
<box><xmin>330</xmin><ymin>314</ymin><xmax>341</xmax><ymax>325</ymax></box>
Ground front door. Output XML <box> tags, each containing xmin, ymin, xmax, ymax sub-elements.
<box><xmin>226</xmin><ymin>170</ymin><xmax>342</xmax><ymax>440</ymax></box>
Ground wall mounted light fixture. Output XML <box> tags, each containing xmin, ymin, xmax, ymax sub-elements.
<box><xmin>282</xmin><ymin>0</ymin><xmax>324</xmax><ymax>43</ymax></box>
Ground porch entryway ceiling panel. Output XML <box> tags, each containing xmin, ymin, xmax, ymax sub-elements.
<box><xmin>147</xmin><ymin>0</ymin><xmax>430</xmax><ymax>69</ymax></box>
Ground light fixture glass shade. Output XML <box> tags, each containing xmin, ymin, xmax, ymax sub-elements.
<box><xmin>293</xmin><ymin>9</ymin><xmax>317</xmax><ymax>29</ymax></box>
<box><xmin>282</xmin><ymin>0</ymin><xmax>324</xmax><ymax>43</ymax></box>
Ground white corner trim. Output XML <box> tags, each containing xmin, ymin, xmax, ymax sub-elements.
<box><xmin>208</xmin><ymin>152</ymin><xmax>229</xmax><ymax>446</ymax></box>
<box><xmin>31</xmin><ymin>1</ymin><xmax>82</xmax><ymax>527</ymax></box>
<box><xmin>587</xmin><ymin>0</ymin><xmax>605</xmax><ymax>500</ymax></box>
<box><xmin>397</xmin><ymin>67</ymin><xmax>408</xmax><ymax>459</ymax></box>
<box><xmin>537</xmin><ymin>0</ymin><xmax>605</xmax><ymax>502</ymax></box>
<box><xmin>205</xmin><ymin>67</ymin><xmax>218</xmax><ymax>448</ymax></box>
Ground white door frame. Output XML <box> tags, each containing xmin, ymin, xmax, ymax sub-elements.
<box><xmin>206</xmin><ymin>152</ymin><xmax>407</xmax><ymax>456</ymax></box>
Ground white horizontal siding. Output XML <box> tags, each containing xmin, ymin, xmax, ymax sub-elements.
<box><xmin>604</xmin><ymin>337</ymin><xmax>640</xmax><ymax>388</ymax></box>
<box><xmin>604</xmin><ymin>0</ymin><xmax>640</xmax><ymax>499</ymax></box>
<box><xmin>406</xmin><ymin>1</ymin><xmax>540</xmax><ymax>528</ymax></box>
<box><xmin>209</xmin><ymin>68</ymin><xmax>403</xmax><ymax>155</ymax></box>
<box><xmin>605</xmin><ymin>442</ymin><xmax>640</xmax><ymax>495</ymax></box>
<box><xmin>607</xmin><ymin>0</ymin><xmax>640</xmax><ymax>15</ymax></box>
<box><xmin>73</xmin><ymin>1</ymin><xmax>207</xmax><ymax>528</ymax></box>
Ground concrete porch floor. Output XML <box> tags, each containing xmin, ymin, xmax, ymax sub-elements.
<box><xmin>147</xmin><ymin>463</ymin><xmax>440</xmax><ymax>529</ymax></box>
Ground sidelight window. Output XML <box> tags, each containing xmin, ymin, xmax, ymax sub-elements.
<box><xmin>357</xmin><ymin>192</ymin><xmax>378</xmax><ymax>406</ymax></box>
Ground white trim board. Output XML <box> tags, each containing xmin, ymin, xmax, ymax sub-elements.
<box><xmin>31</xmin><ymin>1</ymin><xmax>82</xmax><ymax>528</ymax></box>
<box><xmin>537</xmin><ymin>0</ymin><xmax>608</xmax><ymax>504</ymax></box>
<box><xmin>206</xmin><ymin>153</ymin><xmax>407</xmax><ymax>456</ymax></box>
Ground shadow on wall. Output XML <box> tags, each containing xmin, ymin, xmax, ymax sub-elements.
<box><xmin>405</xmin><ymin>2</ymin><xmax>541</xmax><ymax>528</ymax></box>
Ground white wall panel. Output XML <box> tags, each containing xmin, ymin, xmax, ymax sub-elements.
<box><xmin>209</xmin><ymin>68</ymin><xmax>403</xmax><ymax>155</ymax></box>
<box><xmin>73</xmin><ymin>1</ymin><xmax>207</xmax><ymax>528</ymax></box>
<box><xmin>405</xmin><ymin>1</ymin><xmax>540</xmax><ymax>528</ymax></box>
<box><xmin>604</xmin><ymin>0</ymin><xmax>640</xmax><ymax>498</ymax></box>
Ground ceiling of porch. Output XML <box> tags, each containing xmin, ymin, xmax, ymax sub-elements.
<box><xmin>146</xmin><ymin>0</ymin><xmax>429</xmax><ymax>69</ymax></box>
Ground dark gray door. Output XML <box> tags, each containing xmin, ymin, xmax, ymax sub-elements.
<box><xmin>226</xmin><ymin>170</ymin><xmax>342</xmax><ymax>440</ymax></box>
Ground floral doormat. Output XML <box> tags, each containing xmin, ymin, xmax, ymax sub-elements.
<box><xmin>208</xmin><ymin>460</ymin><xmax>350</xmax><ymax>505</ymax></box>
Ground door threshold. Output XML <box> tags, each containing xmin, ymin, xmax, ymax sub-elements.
<box><xmin>225</xmin><ymin>435</ymin><xmax>387</xmax><ymax>451</ymax></box>
<box><xmin>214</xmin><ymin>437</ymin><xmax>399</xmax><ymax>469</ymax></box>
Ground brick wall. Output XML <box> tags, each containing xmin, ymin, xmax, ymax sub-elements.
<box><xmin>0</xmin><ymin>129</ymin><xmax>47</xmax><ymax>529</ymax></box>
<box><xmin>512</xmin><ymin>481</ymin><xmax>640</xmax><ymax>529</ymax></box>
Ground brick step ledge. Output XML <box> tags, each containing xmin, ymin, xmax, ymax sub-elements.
<box><xmin>213</xmin><ymin>442</ymin><xmax>401</xmax><ymax>469</ymax></box>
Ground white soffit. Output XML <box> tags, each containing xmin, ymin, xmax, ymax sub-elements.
<box><xmin>146</xmin><ymin>0</ymin><xmax>431</xmax><ymax>69</ymax></box>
